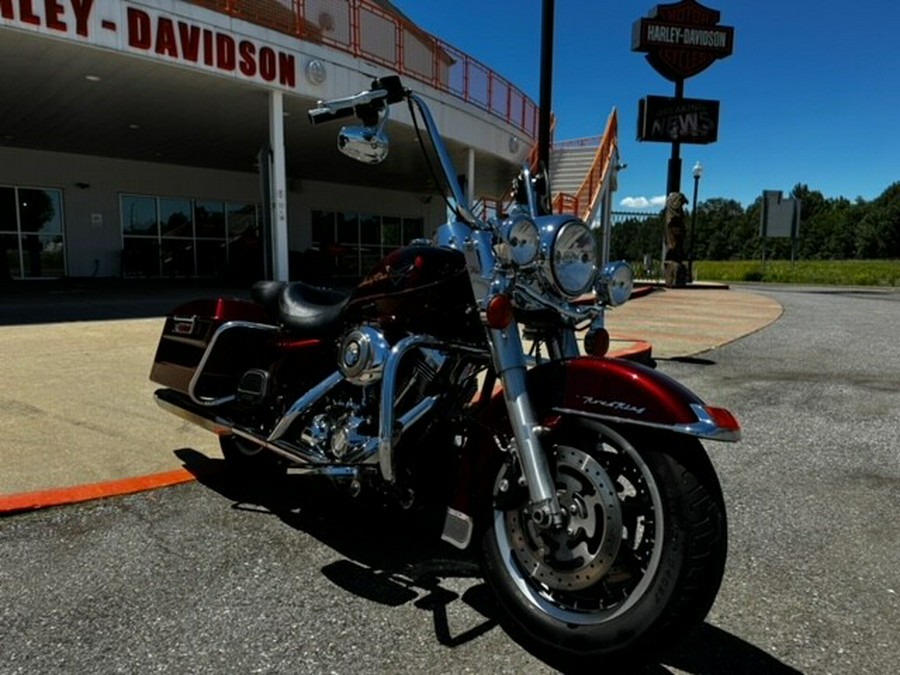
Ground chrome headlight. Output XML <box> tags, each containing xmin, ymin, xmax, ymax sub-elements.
<box><xmin>548</xmin><ymin>220</ymin><xmax>598</xmax><ymax>297</ymax></box>
<box><xmin>499</xmin><ymin>215</ymin><xmax>539</xmax><ymax>266</ymax></box>
<box><xmin>596</xmin><ymin>261</ymin><xmax>634</xmax><ymax>306</ymax></box>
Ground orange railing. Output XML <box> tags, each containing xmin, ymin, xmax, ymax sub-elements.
<box><xmin>475</xmin><ymin>114</ymin><xmax>556</xmax><ymax>220</ymax></box>
<box><xmin>551</xmin><ymin>108</ymin><xmax>618</xmax><ymax>222</ymax></box>
<box><xmin>552</xmin><ymin>135</ymin><xmax>603</xmax><ymax>150</ymax></box>
<box><xmin>187</xmin><ymin>0</ymin><xmax>539</xmax><ymax>139</ymax></box>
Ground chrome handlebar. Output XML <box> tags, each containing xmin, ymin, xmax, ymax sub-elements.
<box><xmin>307</xmin><ymin>88</ymin><xmax>389</xmax><ymax>125</ymax></box>
<box><xmin>407</xmin><ymin>93</ymin><xmax>486</xmax><ymax>231</ymax></box>
<box><xmin>309</xmin><ymin>77</ymin><xmax>487</xmax><ymax>231</ymax></box>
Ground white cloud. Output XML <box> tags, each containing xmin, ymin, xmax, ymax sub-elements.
<box><xmin>619</xmin><ymin>195</ymin><xmax>666</xmax><ymax>209</ymax></box>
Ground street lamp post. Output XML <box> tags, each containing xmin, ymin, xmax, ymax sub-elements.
<box><xmin>689</xmin><ymin>161</ymin><xmax>703</xmax><ymax>282</ymax></box>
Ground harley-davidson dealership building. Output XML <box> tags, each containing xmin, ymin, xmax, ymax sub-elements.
<box><xmin>0</xmin><ymin>0</ymin><xmax>538</xmax><ymax>281</ymax></box>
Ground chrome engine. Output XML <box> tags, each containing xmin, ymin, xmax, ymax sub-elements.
<box><xmin>297</xmin><ymin>326</ymin><xmax>449</xmax><ymax>464</ymax></box>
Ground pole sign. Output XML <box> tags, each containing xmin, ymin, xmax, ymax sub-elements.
<box><xmin>638</xmin><ymin>95</ymin><xmax>719</xmax><ymax>144</ymax></box>
<box><xmin>632</xmin><ymin>0</ymin><xmax>734</xmax><ymax>82</ymax></box>
<box><xmin>761</xmin><ymin>191</ymin><xmax>802</xmax><ymax>238</ymax></box>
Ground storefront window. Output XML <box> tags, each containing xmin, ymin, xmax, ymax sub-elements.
<box><xmin>382</xmin><ymin>215</ymin><xmax>401</xmax><ymax>249</ymax></box>
<box><xmin>337</xmin><ymin>211</ymin><xmax>358</xmax><ymax>245</ymax></box>
<box><xmin>227</xmin><ymin>202</ymin><xmax>257</xmax><ymax>239</ymax></box>
<box><xmin>195</xmin><ymin>200</ymin><xmax>225</xmax><ymax>238</ymax></box>
<box><xmin>0</xmin><ymin>187</ymin><xmax>18</xmax><ymax>280</ymax></box>
<box><xmin>312</xmin><ymin>210</ymin><xmax>335</xmax><ymax>245</ymax></box>
<box><xmin>310</xmin><ymin>210</ymin><xmax>428</xmax><ymax>278</ymax></box>
<box><xmin>404</xmin><ymin>217</ymin><xmax>425</xmax><ymax>242</ymax></box>
<box><xmin>122</xmin><ymin>196</ymin><xmax>157</xmax><ymax>236</ymax></box>
<box><xmin>121</xmin><ymin>196</ymin><xmax>259</xmax><ymax>278</ymax></box>
<box><xmin>122</xmin><ymin>237</ymin><xmax>160</xmax><ymax>277</ymax></box>
<box><xmin>0</xmin><ymin>185</ymin><xmax>65</xmax><ymax>278</ymax></box>
<box><xmin>358</xmin><ymin>213</ymin><xmax>380</xmax><ymax>275</ymax></box>
<box><xmin>159</xmin><ymin>198</ymin><xmax>193</xmax><ymax>238</ymax></box>
<box><xmin>226</xmin><ymin>202</ymin><xmax>262</xmax><ymax>281</ymax></box>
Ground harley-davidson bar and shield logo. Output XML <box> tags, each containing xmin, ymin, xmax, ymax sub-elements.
<box><xmin>632</xmin><ymin>0</ymin><xmax>734</xmax><ymax>81</ymax></box>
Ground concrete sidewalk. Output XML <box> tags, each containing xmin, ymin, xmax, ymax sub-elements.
<box><xmin>0</xmin><ymin>281</ymin><xmax>782</xmax><ymax>513</ymax></box>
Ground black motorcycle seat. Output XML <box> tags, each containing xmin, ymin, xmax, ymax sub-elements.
<box><xmin>278</xmin><ymin>281</ymin><xmax>350</xmax><ymax>334</ymax></box>
<box><xmin>251</xmin><ymin>280</ymin><xmax>285</xmax><ymax>314</ymax></box>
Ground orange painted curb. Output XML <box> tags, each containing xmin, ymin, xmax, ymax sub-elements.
<box><xmin>609</xmin><ymin>340</ymin><xmax>654</xmax><ymax>363</ymax></box>
<box><xmin>1</xmin><ymin>342</ymin><xmax>652</xmax><ymax>516</ymax></box>
<box><xmin>0</xmin><ymin>468</ymin><xmax>197</xmax><ymax>515</ymax></box>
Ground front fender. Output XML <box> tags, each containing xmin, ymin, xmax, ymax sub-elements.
<box><xmin>442</xmin><ymin>356</ymin><xmax>739</xmax><ymax>549</ymax></box>
<box><xmin>522</xmin><ymin>356</ymin><xmax>741</xmax><ymax>442</ymax></box>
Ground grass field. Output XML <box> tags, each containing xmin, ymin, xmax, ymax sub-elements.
<box><xmin>691</xmin><ymin>260</ymin><xmax>900</xmax><ymax>286</ymax></box>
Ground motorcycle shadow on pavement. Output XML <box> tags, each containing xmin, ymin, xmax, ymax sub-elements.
<box><xmin>174</xmin><ymin>448</ymin><xmax>499</xmax><ymax>648</ymax></box>
<box><xmin>175</xmin><ymin>448</ymin><xmax>801</xmax><ymax>675</ymax></box>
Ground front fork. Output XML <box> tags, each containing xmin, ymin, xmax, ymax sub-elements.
<box><xmin>488</xmin><ymin>321</ymin><xmax>565</xmax><ymax>529</ymax></box>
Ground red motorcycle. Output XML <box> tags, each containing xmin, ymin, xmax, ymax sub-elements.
<box><xmin>150</xmin><ymin>76</ymin><xmax>740</xmax><ymax>665</ymax></box>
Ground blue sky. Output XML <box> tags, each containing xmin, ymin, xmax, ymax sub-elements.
<box><xmin>394</xmin><ymin>1</ymin><xmax>898</xmax><ymax>210</ymax></box>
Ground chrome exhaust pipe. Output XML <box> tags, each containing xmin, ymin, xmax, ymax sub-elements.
<box><xmin>154</xmin><ymin>388</ymin><xmax>324</xmax><ymax>468</ymax></box>
<box><xmin>230</xmin><ymin>426</ymin><xmax>328</xmax><ymax>466</ymax></box>
<box><xmin>154</xmin><ymin>389</ymin><xmax>232</xmax><ymax>435</ymax></box>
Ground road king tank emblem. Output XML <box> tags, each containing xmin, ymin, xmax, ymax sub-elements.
<box><xmin>388</xmin><ymin>260</ymin><xmax>417</xmax><ymax>286</ymax></box>
<box><xmin>358</xmin><ymin>258</ymin><xmax>419</xmax><ymax>289</ymax></box>
<box><xmin>581</xmin><ymin>395</ymin><xmax>647</xmax><ymax>416</ymax></box>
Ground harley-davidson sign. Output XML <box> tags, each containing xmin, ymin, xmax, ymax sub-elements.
<box><xmin>633</xmin><ymin>0</ymin><xmax>734</xmax><ymax>81</ymax></box>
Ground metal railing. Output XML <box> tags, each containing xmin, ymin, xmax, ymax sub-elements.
<box><xmin>552</xmin><ymin>135</ymin><xmax>603</xmax><ymax>150</ymax></box>
<box><xmin>551</xmin><ymin>108</ymin><xmax>618</xmax><ymax>222</ymax></box>
<box><xmin>187</xmin><ymin>0</ymin><xmax>539</xmax><ymax>138</ymax></box>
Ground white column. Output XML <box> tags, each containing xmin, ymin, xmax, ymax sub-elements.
<box><xmin>466</xmin><ymin>146</ymin><xmax>476</xmax><ymax>208</ymax></box>
<box><xmin>269</xmin><ymin>90</ymin><xmax>289</xmax><ymax>281</ymax></box>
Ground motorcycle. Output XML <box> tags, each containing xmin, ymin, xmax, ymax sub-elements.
<box><xmin>150</xmin><ymin>75</ymin><xmax>740</xmax><ymax>665</ymax></box>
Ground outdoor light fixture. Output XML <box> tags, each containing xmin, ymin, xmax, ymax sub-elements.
<box><xmin>689</xmin><ymin>161</ymin><xmax>703</xmax><ymax>281</ymax></box>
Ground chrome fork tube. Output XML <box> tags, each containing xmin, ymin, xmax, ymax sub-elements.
<box><xmin>489</xmin><ymin>322</ymin><xmax>563</xmax><ymax>528</ymax></box>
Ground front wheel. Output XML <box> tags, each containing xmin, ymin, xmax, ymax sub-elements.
<box><xmin>481</xmin><ymin>419</ymin><xmax>726</xmax><ymax>666</ymax></box>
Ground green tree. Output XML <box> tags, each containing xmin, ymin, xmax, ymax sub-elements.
<box><xmin>610</xmin><ymin>213</ymin><xmax>663</xmax><ymax>264</ymax></box>
<box><xmin>612</xmin><ymin>180</ymin><xmax>900</xmax><ymax>264</ymax></box>
<box><xmin>855</xmin><ymin>182</ymin><xmax>900</xmax><ymax>258</ymax></box>
<box><xmin>691</xmin><ymin>197</ymin><xmax>747</xmax><ymax>260</ymax></box>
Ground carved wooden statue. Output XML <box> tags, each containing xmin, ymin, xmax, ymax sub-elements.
<box><xmin>664</xmin><ymin>192</ymin><xmax>688</xmax><ymax>287</ymax></box>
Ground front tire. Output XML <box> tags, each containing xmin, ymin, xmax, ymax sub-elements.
<box><xmin>481</xmin><ymin>419</ymin><xmax>726</xmax><ymax>665</ymax></box>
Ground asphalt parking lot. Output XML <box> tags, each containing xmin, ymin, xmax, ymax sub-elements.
<box><xmin>2</xmin><ymin>282</ymin><xmax>898</xmax><ymax>673</ymax></box>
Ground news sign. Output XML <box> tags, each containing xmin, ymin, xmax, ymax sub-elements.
<box><xmin>637</xmin><ymin>95</ymin><xmax>720</xmax><ymax>144</ymax></box>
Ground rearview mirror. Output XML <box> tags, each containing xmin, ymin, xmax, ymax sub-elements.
<box><xmin>338</xmin><ymin>126</ymin><xmax>389</xmax><ymax>164</ymax></box>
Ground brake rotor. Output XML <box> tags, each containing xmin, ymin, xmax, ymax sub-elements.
<box><xmin>505</xmin><ymin>445</ymin><xmax>623</xmax><ymax>592</ymax></box>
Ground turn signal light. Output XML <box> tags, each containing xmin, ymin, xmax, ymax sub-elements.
<box><xmin>584</xmin><ymin>327</ymin><xmax>610</xmax><ymax>357</ymax></box>
<box><xmin>706</xmin><ymin>406</ymin><xmax>741</xmax><ymax>433</ymax></box>
<box><xmin>485</xmin><ymin>294</ymin><xmax>514</xmax><ymax>329</ymax></box>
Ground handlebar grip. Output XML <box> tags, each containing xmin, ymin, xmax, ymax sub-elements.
<box><xmin>307</xmin><ymin>106</ymin><xmax>356</xmax><ymax>126</ymax></box>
